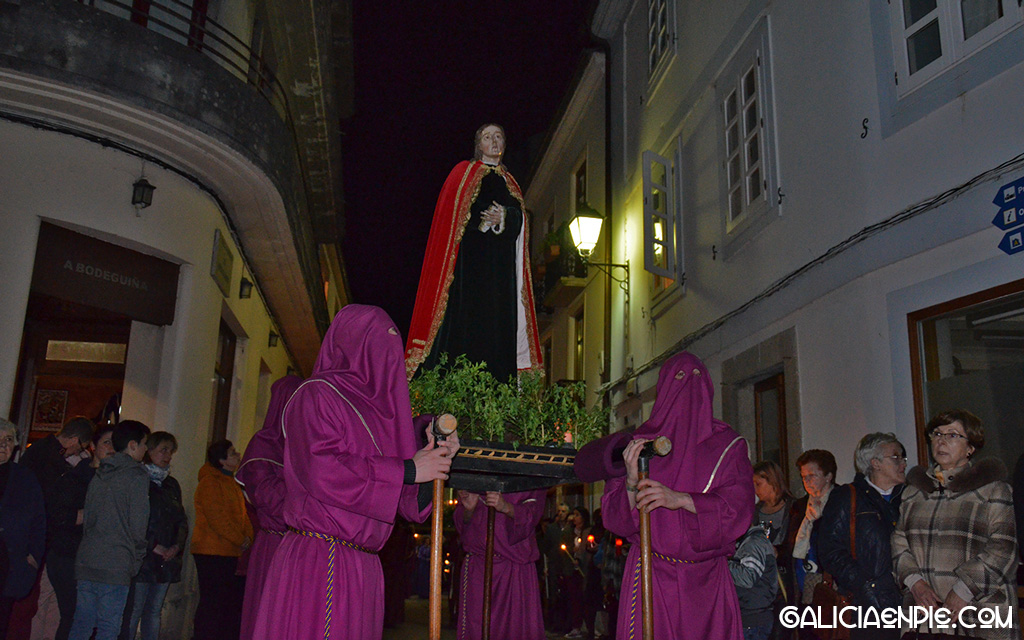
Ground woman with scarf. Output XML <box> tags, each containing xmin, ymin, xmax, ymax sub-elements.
<box><xmin>251</xmin><ymin>305</ymin><xmax>460</xmax><ymax>640</ymax></box>
<box><xmin>235</xmin><ymin>375</ymin><xmax>303</xmax><ymax>640</ymax></box>
<box><xmin>121</xmin><ymin>432</ymin><xmax>187</xmax><ymax>640</ymax></box>
<box><xmin>789</xmin><ymin>449</ymin><xmax>836</xmax><ymax>607</ymax></box>
<box><xmin>892</xmin><ymin>409</ymin><xmax>1018</xmax><ymax>640</ymax></box>
<box><xmin>602</xmin><ymin>352</ymin><xmax>754</xmax><ymax>640</ymax></box>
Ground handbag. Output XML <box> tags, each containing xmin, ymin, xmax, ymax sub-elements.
<box><xmin>809</xmin><ymin>484</ymin><xmax>856</xmax><ymax>640</ymax></box>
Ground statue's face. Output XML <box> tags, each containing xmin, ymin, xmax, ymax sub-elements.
<box><xmin>477</xmin><ymin>125</ymin><xmax>505</xmax><ymax>163</ymax></box>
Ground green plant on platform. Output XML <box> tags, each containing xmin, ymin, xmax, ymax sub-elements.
<box><xmin>409</xmin><ymin>354</ymin><xmax>608</xmax><ymax>448</ymax></box>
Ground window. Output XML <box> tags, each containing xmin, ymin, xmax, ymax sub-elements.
<box><xmin>574</xmin><ymin>161</ymin><xmax>588</xmax><ymax>212</ymax></box>
<box><xmin>890</xmin><ymin>0</ymin><xmax>1023</xmax><ymax>93</ymax></box>
<box><xmin>210</xmin><ymin>319</ymin><xmax>236</xmax><ymax>442</ymax></box>
<box><xmin>908</xmin><ymin>281</ymin><xmax>1024</xmax><ymax>470</ymax></box>
<box><xmin>754</xmin><ymin>373</ymin><xmax>788</xmax><ymax>474</ymax></box>
<box><xmin>648</xmin><ymin>0</ymin><xmax>674</xmax><ymax>76</ymax></box>
<box><xmin>642</xmin><ymin>147</ymin><xmax>683</xmax><ymax>295</ymax></box>
<box><xmin>723</xmin><ymin>64</ymin><xmax>764</xmax><ymax>228</ymax></box>
<box><xmin>716</xmin><ymin>18</ymin><xmax>779</xmax><ymax>251</ymax></box>
<box><xmin>643</xmin><ymin>150</ymin><xmax>674</xmax><ymax>279</ymax></box>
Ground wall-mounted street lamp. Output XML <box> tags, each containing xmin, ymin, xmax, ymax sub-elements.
<box><xmin>131</xmin><ymin>177</ymin><xmax>156</xmax><ymax>215</ymax></box>
<box><xmin>268</xmin><ymin>331</ymin><xmax>279</xmax><ymax>348</ymax></box>
<box><xmin>239</xmin><ymin>277</ymin><xmax>253</xmax><ymax>299</ymax></box>
<box><xmin>568</xmin><ymin>205</ymin><xmax>629</xmax><ymax>295</ymax></box>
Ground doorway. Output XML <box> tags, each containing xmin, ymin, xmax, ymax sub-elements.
<box><xmin>10</xmin><ymin>294</ymin><xmax>130</xmax><ymax>448</ymax></box>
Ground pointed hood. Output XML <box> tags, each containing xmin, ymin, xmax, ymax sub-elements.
<box><xmin>634</xmin><ymin>351</ymin><xmax>739</xmax><ymax>492</ymax></box>
<box><xmin>305</xmin><ymin>304</ymin><xmax>417</xmax><ymax>459</ymax></box>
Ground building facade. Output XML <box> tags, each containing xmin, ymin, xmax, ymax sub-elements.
<box><xmin>532</xmin><ymin>0</ymin><xmax>1024</xmax><ymax>492</ymax></box>
<box><xmin>0</xmin><ymin>0</ymin><xmax>351</xmax><ymax>634</ymax></box>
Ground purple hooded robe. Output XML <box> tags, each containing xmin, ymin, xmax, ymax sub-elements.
<box><xmin>602</xmin><ymin>352</ymin><xmax>754</xmax><ymax>640</ymax></box>
<box><xmin>453</xmin><ymin>489</ymin><xmax>546</xmax><ymax>640</ymax></box>
<box><xmin>236</xmin><ymin>374</ymin><xmax>303</xmax><ymax>640</ymax></box>
<box><xmin>251</xmin><ymin>305</ymin><xmax>432</xmax><ymax>640</ymax></box>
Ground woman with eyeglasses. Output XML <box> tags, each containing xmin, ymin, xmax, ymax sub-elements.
<box><xmin>817</xmin><ymin>433</ymin><xmax>906</xmax><ymax>640</ymax></box>
<box><xmin>892</xmin><ymin>410</ymin><xmax>1019</xmax><ymax>639</ymax></box>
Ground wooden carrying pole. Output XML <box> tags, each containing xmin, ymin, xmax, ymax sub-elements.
<box><xmin>637</xmin><ymin>436</ymin><xmax>672</xmax><ymax>640</ymax></box>
<box><xmin>428</xmin><ymin>414</ymin><xmax>457</xmax><ymax>640</ymax></box>
<box><xmin>482</xmin><ymin>506</ymin><xmax>496</xmax><ymax>640</ymax></box>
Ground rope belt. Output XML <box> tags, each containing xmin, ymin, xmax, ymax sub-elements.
<box><xmin>288</xmin><ymin>527</ymin><xmax>377</xmax><ymax>640</ymax></box>
<box><xmin>261</xmin><ymin>528</ymin><xmax>287</xmax><ymax>537</ymax></box>
<box><xmin>627</xmin><ymin>552</ymin><xmax>699</xmax><ymax>640</ymax></box>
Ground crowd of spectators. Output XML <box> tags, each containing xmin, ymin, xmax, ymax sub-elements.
<box><xmin>3</xmin><ymin>403</ymin><xmax>1023</xmax><ymax>640</ymax></box>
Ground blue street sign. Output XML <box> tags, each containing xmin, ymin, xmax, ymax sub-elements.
<box><xmin>993</xmin><ymin>176</ymin><xmax>1024</xmax><ymax>208</ymax></box>
<box><xmin>991</xmin><ymin>207</ymin><xmax>1024</xmax><ymax>231</ymax></box>
<box><xmin>998</xmin><ymin>229</ymin><xmax>1024</xmax><ymax>256</ymax></box>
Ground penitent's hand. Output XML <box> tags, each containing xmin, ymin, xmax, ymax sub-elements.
<box><xmin>413</xmin><ymin>426</ymin><xmax>456</xmax><ymax>483</ymax></box>
<box><xmin>636</xmin><ymin>478</ymin><xmax>695</xmax><ymax>513</ymax></box>
<box><xmin>484</xmin><ymin>492</ymin><xmax>514</xmax><ymax>517</ymax></box>
<box><xmin>623</xmin><ymin>439</ymin><xmax>648</xmax><ymax>489</ymax></box>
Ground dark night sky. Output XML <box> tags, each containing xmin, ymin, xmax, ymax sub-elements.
<box><xmin>340</xmin><ymin>2</ymin><xmax>595</xmax><ymax>336</ymax></box>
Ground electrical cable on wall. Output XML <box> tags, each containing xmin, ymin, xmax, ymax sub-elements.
<box><xmin>602</xmin><ymin>148</ymin><xmax>1024</xmax><ymax>393</ymax></box>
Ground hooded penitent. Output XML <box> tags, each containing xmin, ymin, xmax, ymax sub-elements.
<box><xmin>251</xmin><ymin>305</ymin><xmax>432</xmax><ymax>640</ymax></box>
<box><xmin>601</xmin><ymin>351</ymin><xmax>754</xmax><ymax>640</ymax></box>
<box><xmin>236</xmin><ymin>374</ymin><xmax>302</xmax><ymax>640</ymax></box>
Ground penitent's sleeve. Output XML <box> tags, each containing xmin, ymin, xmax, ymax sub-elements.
<box><xmin>670</xmin><ymin>443</ymin><xmax>754</xmax><ymax>558</ymax></box>
<box><xmin>602</xmin><ymin>476</ymin><xmax>640</xmax><ymax>540</ymax></box>
<box><xmin>286</xmin><ymin>384</ymin><xmax>406</xmax><ymax>524</ymax></box>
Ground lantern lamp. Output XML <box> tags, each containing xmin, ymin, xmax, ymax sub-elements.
<box><xmin>131</xmin><ymin>177</ymin><xmax>156</xmax><ymax>213</ymax></box>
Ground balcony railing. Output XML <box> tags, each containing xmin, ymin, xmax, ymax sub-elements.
<box><xmin>535</xmin><ymin>239</ymin><xmax>588</xmax><ymax>309</ymax></box>
<box><xmin>75</xmin><ymin>0</ymin><xmax>290</xmax><ymax>126</ymax></box>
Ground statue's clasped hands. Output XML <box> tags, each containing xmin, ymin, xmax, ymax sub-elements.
<box><xmin>478</xmin><ymin>201</ymin><xmax>506</xmax><ymax>234</ymax></box>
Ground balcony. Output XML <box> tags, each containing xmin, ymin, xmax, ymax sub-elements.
<box><xmin>535</xmin><ymin>239</ymin><xmax>588</xmax><ymax>310</ymax></box>
<box><xmin>0</xmin><ymin>0</ymin><xmax>346</xmax><ymax>364</ymax></box>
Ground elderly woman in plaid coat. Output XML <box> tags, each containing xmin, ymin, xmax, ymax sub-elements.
<box><xmin>892</xmin><ymin>409</ymin><xmax>1019</xmax><ymax>640</ymax></box>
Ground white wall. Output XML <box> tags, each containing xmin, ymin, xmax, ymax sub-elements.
<box><xmin>526</xmin><ymin>54</ymin><xmax>608</xmax><ymax>401</ymax></box>
<box><xmin>571</xmin><ymin>0</ymin><xmax>1024</xmax><ymax>479</ymax></box>
<box><xmin>0</xmin><ymin>117</ymin><xmax>297</xmax><ymax>636</ymax></box>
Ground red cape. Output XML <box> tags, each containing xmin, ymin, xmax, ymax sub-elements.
<box><xmin>405</xmin><ymin>160</ymin><xmax>542</xmax><ymax>378</ymax></box>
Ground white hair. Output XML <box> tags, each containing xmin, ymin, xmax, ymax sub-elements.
<box><xmin>854</xmin><ymin>432</ymin><xmax>902</xmax><ymax>477</ymax></box>
<box><xmin>0</xmin><ymin>418</ymin><xmax>17</xmax><ymax>439</ymax></box>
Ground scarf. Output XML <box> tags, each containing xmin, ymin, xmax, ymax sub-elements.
<box><xmin>793</xmin><ymin>484</ymin><xmax>833</xmax><ymax>560</ymax></box>
<box><xmin>145</xmin><ymin>463</ymin><xmax>170</xmax><ymax>486</ymax></box>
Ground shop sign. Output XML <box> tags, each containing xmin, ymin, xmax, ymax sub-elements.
<box><xmin>32</xmin><ymin>222</ymin><xmax>180</xmax><ymax>325</ymax></box>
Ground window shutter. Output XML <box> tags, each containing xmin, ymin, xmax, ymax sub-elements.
<box><xmin>642</xmin><ymin>149</ymin><xmax>674</xmax><ymax>277</ymax></box>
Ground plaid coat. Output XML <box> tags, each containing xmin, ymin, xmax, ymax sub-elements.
<box><xmin>892</xmin><ymin>459</ymin><xmax>1019</xmax><ymax>639</ymax></box>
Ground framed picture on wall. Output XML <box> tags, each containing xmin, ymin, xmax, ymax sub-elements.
<box><xmin>33</xmin><ymin>389</ymin><xmax>68</xmax><ymax>432</ymax></box>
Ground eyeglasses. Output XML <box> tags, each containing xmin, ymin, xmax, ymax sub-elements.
<box><xmin>881</xmin><ymin>455</ymin><xmax>907</xmax><ymax>463</ymax></box>
<box><xmin>929</xmin><ymin>431</ymin><xmax>967</xmax><ymax>442</ymax></box>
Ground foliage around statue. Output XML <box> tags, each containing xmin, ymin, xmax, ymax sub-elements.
<box><xmin>409</xmin><ymin>353</ymin><xmax>607</xmax><ymax>448</ymax></box>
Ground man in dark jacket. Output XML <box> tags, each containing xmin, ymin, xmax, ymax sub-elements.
<box><xmin>18</xmin><ymin>416</ymin><xmax>94</xmax><ymax>640</ymax></box>
<box><xmin>818</xmin><ymin>432</ymin><xmax>907</xmax><ymax>640</ymax></box>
